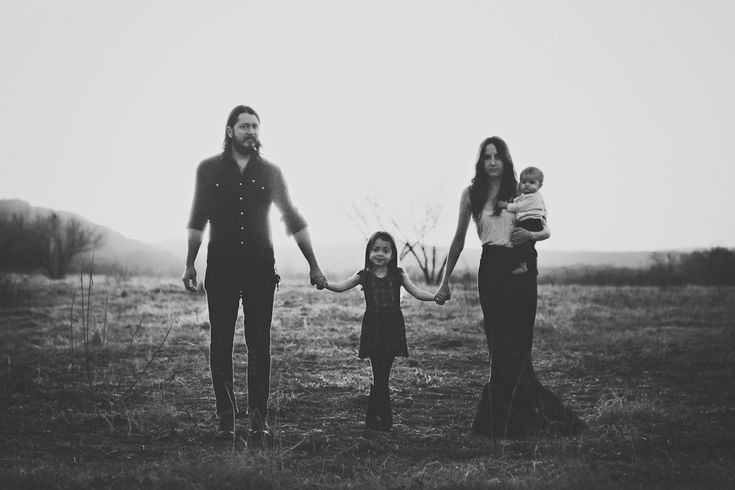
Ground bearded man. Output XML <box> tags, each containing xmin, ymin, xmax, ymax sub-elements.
<box><xmin>183</xmin><ymin>105</ymin><xmax>326</xmax><ymax>440</ymax></box>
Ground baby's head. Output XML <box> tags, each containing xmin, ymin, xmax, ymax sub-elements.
<box><xmin>519</xmin><ymin>166</ymin><xmax>544</xmax><ymax>194</ymax></box>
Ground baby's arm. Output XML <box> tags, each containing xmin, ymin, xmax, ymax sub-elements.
<box><xmin>325</xmin><ymin>273</ymin><xmax>361</xmax><ymax>293</ymax></box>
<box><xmin>506</xmin><ymin>196</ymin><xmax>532</xmax><ymax>213</ymax></box>
<box><xmin>497</xmin><ymin>196</ymin><xmax>529</xmax><ymax>211</ymax></box>
<box><xmin>400</xmin><ymin>270</ymin><xmax>437</xmax><ymax>302</ymax></box>
<box><xmin>508</xmin><ymin>193</ymin><xmax>543</xmax><ymax>213</ymax></box>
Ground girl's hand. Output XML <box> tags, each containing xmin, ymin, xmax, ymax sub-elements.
<box><xmin>435</xmin><ymin>284</ymin><xmax>451</xmax><ymax>305</ymax></box>
<box><xmin>511</xmin><ymin>227</ymin><xmax>534</xmax><ymax>245</ymax></box>
<box><xmin>496</xmin><ymin>200</ymin><xmax>509</xmax><ymax>209</ymax></box>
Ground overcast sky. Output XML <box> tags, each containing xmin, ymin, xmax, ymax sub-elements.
<box><xmin>1</xmin><ymin>0</ymin><xmax>733</xmax><ymax>252</ymax></box>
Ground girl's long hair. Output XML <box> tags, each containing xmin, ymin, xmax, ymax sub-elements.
<box><xmin>469</xmin><ymin>136</ymin><xmax>518</xmax><ymax>220</ymax></box>
<box><xmin>364</xmin><ymin>231</ymin><xmax>399</xmax><ymax>272</ymax></box>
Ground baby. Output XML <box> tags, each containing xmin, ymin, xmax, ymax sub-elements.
<box><xmin>497</xmin><ymin>166</ymin><xmax>546</xmax><ymax>274</ymax></box>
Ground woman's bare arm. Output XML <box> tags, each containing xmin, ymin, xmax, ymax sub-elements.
<box><xmin>511</xmin><ymin>219</ymin><xmax>550</xmax><ymax>245</ymax></box>
<box><xmin>436</xmin><ymin>188</ymin><xmax>472</xmax><ymax>303</ymax></box>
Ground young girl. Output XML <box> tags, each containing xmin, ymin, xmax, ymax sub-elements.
<box><xmin>325</xmin><ymin>231</ymin><xmax>437</xmax><ymax>431</ymax></box>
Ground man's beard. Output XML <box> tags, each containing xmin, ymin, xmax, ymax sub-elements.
<box><xmin>232</xmin><ymin>137</ymin><xmax>261</xmax><ymax>156</ymax></box>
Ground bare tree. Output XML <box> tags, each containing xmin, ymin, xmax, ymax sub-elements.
<box><xmin>31</xmin><ymin>213</ymin><xmax>104</xmax><ymax>279</ymax></box>
<box><xmin>0</xmin><ymin>216</ymin><xmax>36</xmax><ymax>272</ymax></box>
<box><xmin>649</xmin><ymin>251</ymin><xmax>680</xmax><ymax>287</ymax></box>
<box><xmin>347</xmin><ymin>197</ymin><xmax>447</xmax><ymax>285</ymax></box>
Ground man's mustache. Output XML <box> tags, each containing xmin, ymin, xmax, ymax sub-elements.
<box><xmin>236</xmin><ymin>136</ymin><xmax>260</xmax><ymax>145</ymax></box>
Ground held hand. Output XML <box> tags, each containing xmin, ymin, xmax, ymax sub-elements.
<box><xmin>511</xmin><ymin>227</ymin><xmax>534</xmax><ymax>245</ymax></box>
<box><xmin>310</xmin><ymin>267</ymin><xmax>327</xmax><ymax>290</ymax></box>
<box><xmin>434</xmin><ymin>284</ymin><xmax>451</xmax><ymax>305</ymax></box>
<box><xmin>182</xmin><ymin>265</ymin><xmax>198</xmax><ymax>293</ymax></box>
<box><xmin>496</xmin><ymin>200</ymin><xmax>509</xmax><ymax>209</ymax></box>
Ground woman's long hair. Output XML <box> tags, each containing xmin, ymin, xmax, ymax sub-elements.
<box><xmin>469</xmin><ymin>136</ymin><xmax>518</xmax><ymax>220</ymax></box>
<box><xmin>364</xmin><ymin>231</ymin><xmax>399</xmax><ymax>272</ymax></box>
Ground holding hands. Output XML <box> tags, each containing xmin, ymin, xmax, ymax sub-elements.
<box><xmin>434</xmin><ymin>283</ymin><xmax>451</xmax><ymax>305</ymax></box>
<box><xmin>310</xmin><ymin>267</ymin><xmax>327</xmax><ymax>290</ymax></box>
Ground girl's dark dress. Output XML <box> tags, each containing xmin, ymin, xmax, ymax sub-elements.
<box><xmin>357</xmin><ymin>268</ymin><xmax>409</xmax><ymax>359</ymax></box>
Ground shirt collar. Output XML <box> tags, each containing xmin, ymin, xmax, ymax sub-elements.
<box><xmin>222</xmin><ymin>151</ymin><xmax>262</xmax><ymax>170</ymax></box>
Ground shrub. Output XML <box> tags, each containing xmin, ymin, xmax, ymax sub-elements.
<box><xmin>0</xmin><ymin>273</ymin><xmax>30</xmax><ymax>307</ymax></box>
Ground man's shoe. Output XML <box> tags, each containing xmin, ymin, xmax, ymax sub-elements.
<box><xmin>217</xmin><ymin>418</ymin><xmax>234</xmax><ymax>438</ymax></box>
<box><xmin>248</xmin><ymin>425</ymin><xmax>274</xmax><ymax>446</ymax></box>
<box><xmin>248</xmin><ymin>410</ymin><xmax>274</xmax><ymax>446</ymax></box>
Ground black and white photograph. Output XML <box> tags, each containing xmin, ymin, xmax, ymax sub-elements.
<box><xmin>1</xmin><ymin>1</ymin><xmax>733</xmax><ymax>488</ymax></box>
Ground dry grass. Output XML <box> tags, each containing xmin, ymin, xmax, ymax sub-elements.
<box><xmin>0</xmin><ymin>275</ymin><xmax>734</xmax><ymax>489</ymax></box>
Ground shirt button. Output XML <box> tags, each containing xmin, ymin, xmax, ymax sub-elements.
<box><xmin>239</xmin><ymin>182</ymin><xmax>243</xmax><ymax>186</ymax></box>
<box><xmin>239</xmin><ymin>197</ymin><xmax>243</xmax><ymax>200</ymax></box>
<box><xmin>240</xmin><ymin>212</ymin><xmax>244</xmax><ymax>215</ymax></box>
<box><xmin>240</xmin><ymin>241</ymin><xmax>244</xmax><ymax>245</ymax></box>
<box><xmin>241</xmin><ymin>227</ymin><xmax>244</xmax><ymax>230</ymax></box>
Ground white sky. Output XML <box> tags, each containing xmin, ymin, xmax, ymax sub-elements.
<box><xmin>1</xmin><ymin>0</ymin><xmax>733</xmax><ymax>252</ymax></box>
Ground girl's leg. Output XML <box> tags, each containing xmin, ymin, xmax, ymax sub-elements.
<box><xmin>370</xmin><ymin>356</ymin><xmax>395</xmax><ymax>430</ymax></box>
<box><xmin>370</xmin><ymin>355</ymin><xmax>394</xmax><ymax>390</ymax></box>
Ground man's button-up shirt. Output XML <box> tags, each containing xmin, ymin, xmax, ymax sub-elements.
<box><xmin>187</xmin><ymin>153</ymin><xmax>307</xmax><ymax>268</ymax></box>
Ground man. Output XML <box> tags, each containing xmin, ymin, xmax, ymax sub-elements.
<box><xmin>182</xmin><ymin>105</ymin><xmax>326</xmax><ymax>439</ymax></box>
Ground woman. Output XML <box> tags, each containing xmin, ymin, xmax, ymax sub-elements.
<box><xmin>436</xmin><ymin>136</ymin><xmax>584</xmax><ymax>438</ymax></box>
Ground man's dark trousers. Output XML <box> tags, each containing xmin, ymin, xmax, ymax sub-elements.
<box><xmin>204</xmin><ymin>263</ymin><xmax>277</xmax><ymax>421</ymax></box>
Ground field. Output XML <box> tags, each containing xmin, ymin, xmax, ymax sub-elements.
<box><xmin>1</xmin><ymin>273</ymin><xmax>734</xmax><ymax>489</ymax></box>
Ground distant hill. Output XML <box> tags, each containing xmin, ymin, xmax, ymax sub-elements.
<box><xmin>156</xmin><ymin>238</ymin><xmax>659</xmax><ymax>279</ymax></box>
<box><xmin>1</xmin><ymin>198</ymin><xmax>677</xmax><ymax>280</ymax></box>
<box><xmin>0</xmin><ymin>199</ymin><xmax>182</xmax><ymax>277</ymax></box>
<box><xmin>540</xmin><ymin>250</ymin><xmax>655</xmax><ymax>269</ymax></box>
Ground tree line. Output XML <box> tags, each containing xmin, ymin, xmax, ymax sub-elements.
<box><xmin>0</xmin><ymin>213</ymin><xmax>103</xmax><ymax>279</ymax></box>
<box><xmin>2</xmin><ymin>210</ymin><xmax>734</xmax><ymax>286</ymax></box>
<box><xmin>538</xmin><ymin>247</ymin><xmax>735</xmax><ymax>286</ymax></box>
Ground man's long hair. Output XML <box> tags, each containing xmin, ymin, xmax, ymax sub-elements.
<box><xmin>469</xmin><ymin>136</ymin><xmax>518</xmax><ymax>220</ymax></box>
<box><xmin>222</xmin><ymin>105</ymin><xmax>260</xmax><ymax>154</ymax></box>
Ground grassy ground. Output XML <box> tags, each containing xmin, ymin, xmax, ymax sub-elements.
<box><xmin>0</xmin><ymin>273</ymin><xmax>733</xmax><ymax>489</ymax></box>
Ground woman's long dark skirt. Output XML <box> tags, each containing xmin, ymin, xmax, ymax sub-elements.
<box><xmin>473</xmin><ymin>245</ymin><xmax>584</xmax><ymax>438</ymax></box>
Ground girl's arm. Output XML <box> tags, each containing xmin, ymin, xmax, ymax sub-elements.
<box><xmin>324</xmin><ymin>273</ymin><xmax>361</xmax><ymax>293</ymax></box>
<box><xmin>436</xmin><ymin>188</ymin><xmax>472</xmax><ymax>304</ymax></box>
<box><xmin>400</xmin><ymin>270</ymin><xmax>436</xmax><ymax>302</ymax></box>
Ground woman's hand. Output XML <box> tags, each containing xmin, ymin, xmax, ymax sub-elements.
<box><xmin>511</xmin><ymin>227</ymin><xmax>534</xmax><ymax>245</ymax></box>
<box><xmin>435</xmin><ymin>283</ymin><xmax>451</xmax><ymax>305</ymax></box>
<box><xmin>310</xmin><ymin>266</ymin><xmax>327</xmax><ymax>289</ymax></box>
<box><xmin>512</xmin><ymin>220</ymin><xmax>550</xmax><ymax>245</ymax></box>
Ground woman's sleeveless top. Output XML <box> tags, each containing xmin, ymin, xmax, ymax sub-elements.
<box><xmin>475</xmin><ymin>208</ymin><xmax>515</xmax><ymax>247</ymax></box>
